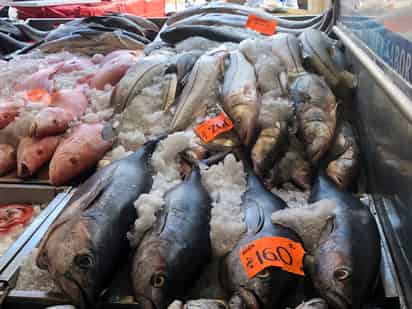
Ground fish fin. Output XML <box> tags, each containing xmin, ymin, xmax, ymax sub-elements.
<box><xmin>37</xmin><ymin>164</ymin><xmax>118</xmax><ymax>265</ymax></box>
<box><xmin>271</xmin><ymin>199</ymin><xmax>337</xmax><ymax>251</ymax></box>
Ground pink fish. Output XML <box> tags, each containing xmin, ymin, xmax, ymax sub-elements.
<box><xmin>17</xmin><ymin>136</ymin><xmax>60</xmax><ymax>178</ymax></box>
<box><xmin>15</xmin><ymin>63</ymin><xmax>63</xmax><ymax>93</ymax></box>
<box><xmin>49</xmin><ymin>123</ymin><xmax>114</xmax><ymax>186</ymax></box>
<box><xmin>29</xmin><ymin>87</ymin><xmax>88</xmax><ymax>137</ymax></box>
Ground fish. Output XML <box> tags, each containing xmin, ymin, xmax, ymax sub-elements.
<box><xmin>109</xmin><ymin>13</ymin><xmax>160</xmax><ymax>33</ymax></box>
<box><xmin>38</xmin><ymin>30</ymin><xmax>145</xmax><ymax>56</ymax></box>
<box><xmin>295</xmin><ymin>298</ymin><xmax>328</xmax><ymax>309</ymax></box>
<box><xmin>171</xmin><ymin>48</ymin><xmax>228</xmax><ymax>132</ymax></box>
<box><xmin>222</xmin><ymin>50</ymin><xmax>259</xmax><ymax>146</ymax></box>
<box><xmin>0</xmin><ymin>19</ymin><xmax>27</xmax><ymax>41</ymax></box>
<box><xmin>15</xmin><ymin>63</ymin><xmax>63</xmax><ymax>93</ymax></box>
<box><xmin>220</xmin><ymin>157</ymin><xmax>302</xmax><ymax>308</ymax></box>
<box><xmin>160</xmin><ymin>25</ymin><xmax>260</xmax><ymax>45</ymax></box>
<box><xmin>299</xmin><ymin>30</ymin><xmax>356</xmax><ymax>91</ymax></box>
<box><xmin>266</xmin><ymin>134</ymin><xmax>311</xmax><ymax>190</ymax></box>
<box><xmin>13</xmin><ymin>22</ymin><xmax>48</xmax><ymax>41</ymax></box>
<box><xmin>289</xmin><ymin>73</ymin><xmax>337</xmax><ymax>165</ymax></box>
<box><xmin>0</xmin><ymin>101</ymin><xmax>22</xmax><ymax>129</ymax></box>
<box><xmin>29</xmin><ymin>88</ymin><xmax>89</xmax><ymax>138</ymax></box>
<box><xmin>239</xmin><ymin>38</ymin><xmax>288</xmax><ymax>96</ymax></box>
<box><xmin>49</xmin><ymin>123</ymin><xmax>114</xmax><ymax>186</ymax></box>
<box><xmin>17</xmin><ymin>136</ymin><xmax>60</xmax><ymax>178</ymax></box>
<box><xmin>326</xmin><ymin>121</ymin><xmax>360</xmax><ymax>189</ymax></box>
<box><xmin>0</xmin><ymin>144</ymin><xmax>16</xmax><ymax>176</ymax></box>
<box><xmin>132</xmin><ymin>166</ymin><xmax>212</xmax><ymax>309</ymax></box>
<box><xmin>111</xmin><ymin>54</ymin><xmax>169</xmax><ymax>113</ymax></box>
<box><xmin>81</xmin><ymin>15</ymin><xmax>147</xmax><ymax>37</ymax></box>
<box><xmin>251</xmin><ymin>98</ymin><xmax>293</xmax><ymax>178</ymax></box>
<box><xmin>36</xmin><ymin>138</ymin><xmax>161</xmax><ymax>308</ymax></box>
<box><xmin>57</xmin><ymin>56</ymin><xmax>94</xmax><ymax>73</ymax></box>
<box><xmin>87</xmin><ymin>50</ymin><xmax>141</xmax><ymax>90</ymax></box>
<box><xmin>270</xmin><ymin>33</ymin><xmax>306</xmax><ymax>80</ymax></box>
<box><xmin>0</xmin><ymin>32</ymin><xmax>28</xmax><ymax>54</ymax></box>
<box><xmin>99</xmin><ymin>49</ymin><xmax>144</xmax><ymax>64</ymax></box>
<box><xmin>271</xmin><ymin>175</ymin><xmax>381</xmax><ymax>309</ymax></box>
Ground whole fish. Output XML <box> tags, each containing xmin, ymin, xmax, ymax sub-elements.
<box><xmin>222</xmin><ymin>50</ymin><xmax>259</xmax><ymax>146</ymax></box>
<box><xmin>239</xmin><ymin>38</ymin><xmax>288</xmax><ymax>95</ymax></box>
<box><xmin>295</xmin><ymin>298</ymin><xmax>328</xmax><ymax>309</ymax></box>
<box><xmin>36</xmin><ymin>138</ymin><xmax>161</xmax><ymax>308</ymax></box>
<box><xmin>251</xmin><ymin>98</ymin><xmax>293</xmax><ymax>178</ymax></box>
<box><xmin>0</xmin><ymin>101</ymin><xmax>22</xmax><ymax>129</ymax></box>
<box><xmin>0</xmin><ymin>144</ymin><xmax>16</xmax><ymax>176</ymax></box>
<box><xmin>220</xmin><ymin>158</ymin><xmax>302</xmax><ymax>308</ymax></box>
<box><xmin>111</xmin><ymin>54</ymin><xmax>169</xmax><ymax>113</ymax></box>
<box><xmin>49</xmin><ymin>123</ymin><xmax>114</xmax><ymax>186</ymax></box>
<box><xmin>80</xmin><ymin>15</ymin><xmax>147</xmax><ymax>37</ymax></box>
<box><xmin>299</xmin><ymin>30</ymin><xmax>356</xmax><ymax>91</ymax></box>
<box><xmin>270</xmin><ymin>33</ymin><xmax>306</xmax><ymax>80</ymax></box>
<box><xmin>171</xmin><ymin>48</ymin><xmax>228</xmax><ymax>132</ymax></box>
<box><xmin>87</xmin><ymin>51</ymin><xmax>141</xmax><ymax>90</ymax></box>
<box><xmin>38</xmin><ymin>31</ymin><xmax>145</xmax><ymax>56</ymax></box>
<box><xmin>30</xmin><ymin>88</ymin><xmax>89</xmax><ymax>138</ymax></box>
<box><xmin>326</xmin><ymin>121</ymin><xmax>360</xmax><ymax>189</ymax></box>
<box><xmin>109</xmin><ymin>13</ymin><xmax>160</xmax><ymax>33</ymax></box>
<box><xmin>160</xmin><ymin>25</ymin><xmax>260</xmax><ymax>45</ymax></box>
<box><xmin>132</xmin><ymin>166</ymin><xmax>212</xmax><ymax>309</ymax></box>
<box><xmin>289</xmin><ymin>74</ymin><xmax>337</xmax><ymax>165</ymax></box>
<box><xmin>271</xmin><ymin>175</ymin><xmax>381</xmax><ymax>309</ymax></box>
<box><xmin>17</xmin><ymin>136</ymin><xmax>60</xmax><ymax>178</ymax></box>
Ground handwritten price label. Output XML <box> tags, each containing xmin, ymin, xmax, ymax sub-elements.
<box><xmin>195</xmin><ymin>112</ymin><xmax>234</xmax><ymax>143</ymax></box>
<box><xmin>239</xmin><ymin>236</ymin><xmax>305</xmax><ymax>278</ymax></box>
<box><xmin>246</xmin><ymin>15</ymin><xmax>277</xmax><ymax>35</ymax></box>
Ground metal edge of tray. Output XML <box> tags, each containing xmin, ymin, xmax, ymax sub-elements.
<box><xmin>0</xmin><ymin>188</ymin><xmax>70</xmax><ymax>274</ymax></box>
<box><xmin>0</xmin><ymin>189</ymin><xmax>73</xmax><ymax>292</ymax></box>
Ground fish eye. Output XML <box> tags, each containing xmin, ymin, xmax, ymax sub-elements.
<box><xmin>334</xmin><ymin>267</ymin><xmax>351</xmax><ymax>281</ymax></box>
<box><xmin>74</xmin><ymin>254</ymin><xmax>94</xmax><ymax>270</ymax></box>
<box><xmin>150</xmin><ymin>273</ymin><xmax>166</xmax><ymax>288</ymax></box>
<box><xmin>256</xmin><ymin>269</ymin><xmax>270</xmax><ymax>279</ymax></box>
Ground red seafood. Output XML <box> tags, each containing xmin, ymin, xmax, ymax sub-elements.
<box><xmin>0</xmin><ymin>144</ymin><xmax>16</xmax><ymax>176</ymax></box>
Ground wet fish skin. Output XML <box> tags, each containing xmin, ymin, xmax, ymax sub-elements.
<box><xmin>49</xmin><ymin>123</ymin><xmax>114</xmax><ymax>186</ymax></box>
<box><xmin>289</xmin><ymin>74</ymin><xmax>337</xmax><ymax>165</ymax></box>
<box><xmin>37</xmin><ymin>138</ymin><xmax>161</xmax><ymax>308</ymax></box>
<box><xmin>15</xmin><ymin>63</ymin><xmax>62</xmax><ymax>92</ymax></box>
<box><xmin>221</xmin><ymin>159</ymin><xmax>302</xmax><ymax>308</ymax></box>
<box><xmin>0</xmin><ymin>32</ymin><xmax>28</xmax><ymax>54</ymax></box>
<box><xmin>160</xmin><ymin>25</ymin><xmax>258</xmax><ymax>45</ymax></box>
<box><xmin>326</xmin><ymin>121</ymin><xmax>360</xmax><ymax>189</ymax></box>
<box><xmin>30</xmin><ymin>88</ymin><xmax>89</xmax><ymax>138</ymax></box>
<box><xmin>271</xmin><ymin>176</ymin><xmax>381</xmax><ymax>309</ymax></box>
<box><xmin>17</xmin><ymin>136</ymin><xmax>60</xmax><ymax>178</ymax></box>
<box><xmin>0</xmin><ymin>144</ymin><xmax>16</xmax><ymax>176</ymax></box>
<box><xmin>175</xmin><ymin>37</ymin><xmax>220</xmax><ymax>53</ymax></box>
<box><xmin>0</xmin><ymin>102</ymin><xmax>21</xmax><ymax>129</ymax></box>
<box><xmin>223</xmin><ymin>50</ymin><xmax>259</xmax><ymax>146</ymax></box>
<box><xmin>14</xmin><ymin>22</ymin><xmax>48</xmax><ymax>41</ymax></box>
<box><xmin>132</xmin><ymin>167</ymin><xmax>212</xmax><ymax>309</ymax></box>
<box><xmin>171</xmin><ymin>49</ymin><xmax>228</xmax><ymax>132</ymax></box>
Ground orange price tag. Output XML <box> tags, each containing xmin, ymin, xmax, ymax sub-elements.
<box><xmin>239</xmin><ymin>236</ymin><xmax>305</xmax><ymax>278</ymax></box>
<box><xmin>25</xmin><ymin>88</ymin><xmax>51</xmax><ymax>104</ymax></box>
<box><xmin>195</xmin><ymin>112</ymin><xmax>234</xmax><ymax>143</ymax></box>
<box><xmin>246</xmin><ymin>14</ymin><xmax>277</xmax><ymax>35</ymax></box>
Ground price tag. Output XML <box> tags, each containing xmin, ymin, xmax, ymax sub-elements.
<box><xmin>246</xmin><ymin>14</ymin><xmax>277</xmax><ymax>35</ymax></box>
<box><xmin>25</xmin><ymin>88</ymin><xmax>51</xmax><ymax>104</ymax></box>
<box><xmin>239</xmin><ymin>236</ymin><xmax>305</xmax><ymax>278</ymax></box>
<box><xmin>195</xmin><ymin>112</ymin><xmax>234</xmax><ymax>143</ymax></box>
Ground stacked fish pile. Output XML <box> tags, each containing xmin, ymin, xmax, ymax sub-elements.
<box><xmin>0</xmin><ymin>15</ymin><xmax>159</xmax><ymax>184</ymax></box>
<box><xmin>0</xmin><ymin>13</ymin><xmax>159</xmax><ymax>58</ymax></box>
<box><xmin>31</xmin><ymin>5</ymin><xmax>379</xmax><ymax>309</ymax></box>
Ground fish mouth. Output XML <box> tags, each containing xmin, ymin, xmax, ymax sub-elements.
<box><xmin>61</xmin><ymin>274</ymin><xmax>94</xmax><ymax>309</ymax></box>
<box><xmin>324</xmin><ymin>291</ymin><xmax>350</xmax><ymax>309</ymax></box>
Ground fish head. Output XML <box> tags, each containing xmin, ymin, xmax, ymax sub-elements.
<box><xmin>326</xmin><ymin>157</ymin><xmax>354</xmax><ymax>189</ymax></box>
<box><xmin>132</xmin><ymin>241</ymin><xmax>171</xmax><ymax>309</ymax></box>
<box><xmin>230</xmin><ymin>99</ymin><xmax>260</xmax><ymax>147</ymax></box>
<box><xmin>29</xmin><ymin>107</ymin><xmax>70</xmax><ymax>137</ymax></box>
<box><xmin>298</xmin><ymin>105</ymin><xmax>335</xmax><ymax>165</ymax></box>
<box><xmin>306</xmin><ymin>222</ymin><xmax>352</xmax><ymax>309</ymax></box>
<box><xmin>37</xmin><ymin>218</ymin><xmax>102</xmax><ymax>308</ymax></box>
<box><xmin>290</xmin><ymin>159</ymin><xmax>312</xmax><ymax>190</ymax></box>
